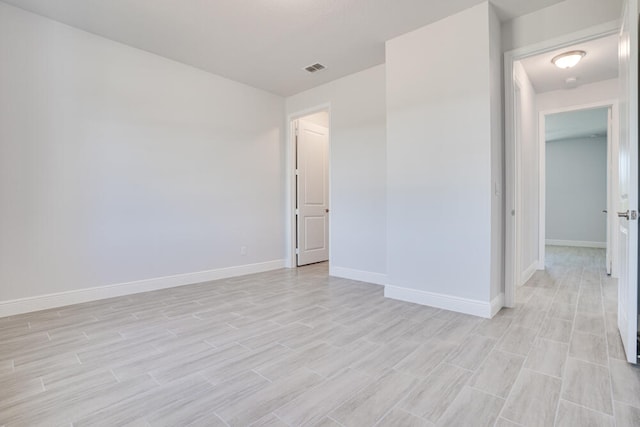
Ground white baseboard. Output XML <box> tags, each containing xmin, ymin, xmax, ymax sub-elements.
<box><xmin>546</xmin><ymin>239</ymin><xmax>606</xmax><ymax>248</ymax></box>
<box><xmin>384</xmin><ymin>285</ymin><xmax>497</xmax><ymax>319</ymax></box>
<box><xmin>330</xmin><ymin>266</ymin><xmax>387</xmax><ymax>286</ymax></box>
<box><xmin>490</xmin><ymin>293</ymin><xmax>505</xmax><ymax>318</ymax></box>
<box><xmin>520</xmin><ymin>261</ymin><xmax>538</xmax><ymax>286</ymax></box>
<box><xmin>0</xmin><ymin>259</ymin><xmax>286</xmax><ymax>318</ymax></box>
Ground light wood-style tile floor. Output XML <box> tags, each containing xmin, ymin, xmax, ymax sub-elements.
<box><xmin>1</xmin><ymin>246</ymin><xmax>640</xmax><ymax>426</ymax></box>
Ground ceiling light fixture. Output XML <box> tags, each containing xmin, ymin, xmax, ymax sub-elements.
<box><xmin>551</xmin><ymin>50</ymin><xmax>586</xmax><ymax>69</ymax></box>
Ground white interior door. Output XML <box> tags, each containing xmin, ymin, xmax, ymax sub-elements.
<box><xmin>617</xmin><ymin>0</ymin><xmax>638</xmax><ymax>364</ymax></box>
<box><xmin>296</xmin><ymin>119</ymin><xmax>329</xmax><ymax>266</ymax></box>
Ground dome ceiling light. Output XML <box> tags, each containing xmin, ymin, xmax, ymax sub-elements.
<box><xmin>551</xmin><ymin>50</ymin><xmax>586</xmax><ymax>69</ymax></box>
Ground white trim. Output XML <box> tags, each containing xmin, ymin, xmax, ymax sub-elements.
<box><xmin>607</xmin><ymin>106</ymin><xmax>620</xmax><ymax>277</ymax></box>
<box><xmin>503</xmin><ymin>20</ymin><xmax>620</xmax><ymax>308</ymax></box>
<box><xmin>538</xmin><ymin>110</ymin><xmax>546</xmax><ymax>270</ymax></box>
<box><xmin>286</xmin><ymin>104</ymin><xmax>331</xmax><ymax>269</ymax></box>
<box><xmin>330</xmin><ymin>266</ymin><xmax>386</xmax><ymax>286</ymax></box>
<box><xmin>520</xmin><ymin>261</ymin><xmax>538</xmax><ymax>286</ymax></box>
<box><xmin>505</xmin><ymin>20</ymin><xmax>620</xmax><ymax>61</ymax></box>
<box><xmin>504</xmin><ymin>66</ymin><xmax>518</xmax><ymax>308</ymax></box>
<box><xmin>384</xmin><ymin>285</ymin><xmax>497</xmax><ymax>319</ymax></box>
<box><xmin>0</xmin><ymin>260</ymin><xmax>285</xmax><ymax>318</ymax></box>
<box><xmin>490</xmin><ymin>293</ymin><xmax>505</xmax><ymax>318</ymax></box>
<box><xmin>546</xmin><ymin>239</ymin><xmax>607</xmax><ymax>248</ymax></box>
<box><xmin>538</xmin><ymin>100</ymin><xmax>619</xmax><ymax>116</ymax></box>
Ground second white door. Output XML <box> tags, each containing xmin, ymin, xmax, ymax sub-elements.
<box><xmin>617</xmin><ymin>0</ymin><xmax>638</xmax><ymax>364</ymax></box>
<box><xmin>296</xmin><ymin>119</ymin><xmax>329</xmax><ymax>266</ymax></box>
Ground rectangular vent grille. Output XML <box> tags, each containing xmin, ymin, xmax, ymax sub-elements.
<box><xmin>304</xmin><ymin>63</ymin><xmax>326</xmax><ymax>73</ymax></box>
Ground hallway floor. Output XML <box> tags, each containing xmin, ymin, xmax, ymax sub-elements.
<box><xmin>1</xmin><ymin>247</ymin><xmax>639</xmax><ymax>426</ymax></box>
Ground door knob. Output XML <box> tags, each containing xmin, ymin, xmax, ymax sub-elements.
<box><xmin>602</xmin><ymin>210</ymin><xmax>607</xmax><ymax>213</ymax></box>
<box><xmin>618</xmin><ymin>211</ymin><xmax>629</xmax><ymax>219</ymax></box>
<box><xmin>325</xmin><ymin>209</ymin><xmax>330</xmax><ymax>213</ymax></box>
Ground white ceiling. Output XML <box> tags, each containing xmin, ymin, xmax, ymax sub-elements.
<box><xmin>2</xmin><ymin>0</ymin><xmax>563</xmax><ymax>96</ymax></box>
<box><xmin>519</xmin><ymin>34</ymin><xmax>619</xmax><ymax>94</ymax></box>
<box><xmin>545</xmin><ymin>107</ymin><xmax>609</xmax><ymax>142</ymax></box>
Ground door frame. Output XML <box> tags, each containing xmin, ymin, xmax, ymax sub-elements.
<box><xmin>504</xmin><ymin>20</ymin><xmax>620</xmax><ymax>307</ymax></box>
<box><xmin>538</xmin><ymin>102</ymin><xmax>619</xmax><ymax>277</ymax></box>
<box><xmin>285</xmin><ymin>104</ymin><xmax>331</xmax><ymax>268</ymax></box>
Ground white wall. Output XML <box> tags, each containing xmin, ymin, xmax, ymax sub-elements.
<box><xmin>285</xmin><ymin>65</ymin><xmax>387</xmax><ymax>284</ymax></box>
<box><xmin>0</xmin><ymin>4</ymin><xmax>285</xmax><ymax>306</ymax></box>
<box><xmin>489</xmin><ymin>5</ymin><xmax>504</xmax><ymax>301</ymax></box>
<box><xmin>537</xmin><ymin>79</ymin><xmax>619</xmax><ymax>111</ymax></box>
<box><xmin>502</xmin><ymin>0</ymin><xmax>624</xmax><ymax>52</ymax></box>
<box><xmin>385</xmin><ymin>2</ymin><xmax>502</xmax><ymax>316</ymax></box>
<box><xmin>514</xmin><ymin>61</ymin><xmax>540</xmax><ymax>282</ymax></box>
<box><xmin>546</xmin><ymin>136</ymin><xmax>607</xmax><ymax>245</ymax></box>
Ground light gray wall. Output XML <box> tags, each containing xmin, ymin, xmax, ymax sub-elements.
<box><xmin>286</xmin><ymin>65</ymin><xmax>387</xmax><ymax>279</ymax></box>
<box><xmin>386</xmin><ymin>2</ymin><xmax>500</xmax><ymax>304</ymax></box>
<box><xmin>0</xmin><ymin>3</ymin><xmax>285</xmax><ymax>301</ymax></box>
<box><xmin>514</xmin><ymin>61</ymin><xmax>540</xmax><ymax>279</ymax></box>
<box><xmin>546</xmin><ymin>136</ymin><xmax>607</xmax><ymax>244</ymax></box>
<box><xmin>489</xmin><ymin>4</ymin><xmax>504</xmax><ymax>301</ymax></box>
<box><xmin>537</xmin><ymin>79</ymin><xmax>619</xmax><ymax>111</ymax></box>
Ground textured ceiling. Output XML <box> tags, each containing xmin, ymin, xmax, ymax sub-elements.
<box><xmin>2</xmin><ymin>0</ymin><xmax>563</xmax><ymax>96</ymax></box>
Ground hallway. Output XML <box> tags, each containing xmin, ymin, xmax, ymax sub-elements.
<box><xmin>511</xmin><ymin>245</ymin><xmax>639</xmax><ymax>425</ymax></box>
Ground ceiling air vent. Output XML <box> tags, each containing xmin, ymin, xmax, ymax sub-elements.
<box><xmin>304</xmin><ymin>63</ymin><xmax>326</xmax><ymax>73</ymax></box>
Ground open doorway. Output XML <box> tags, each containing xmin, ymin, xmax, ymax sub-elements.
<box><xmin>540</xmin><ymin>106</ymin><xmax>615</xmax><ymax>273</ymax></box>
<box><xmin>504</xmin><ymin>13</ymin><xmax>640</xmax><ymax>363</ymax></box>
<box><xmin>289</xmin><ymin>110</ymin><xmax>330</xmax><ymax>267</ymax></box>
<box><xmin>504</xmin><ymin>27</ymin><xmax>620</xmax><ymax>306</ymax></box>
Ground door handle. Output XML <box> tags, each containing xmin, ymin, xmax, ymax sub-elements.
<box><xmin>602</xmin><ymin>210</ymin><xmax>607</xmax><ymax>213</ymax></box>
<box><xmin>325</xmin><ymin>209</ymin><xmax>329</xmax><ymax>213</ymax></box>
<box><xmin>618</xmin><ymin>210</ymin><xmax>638</xmax><ymax>220</ymax></box>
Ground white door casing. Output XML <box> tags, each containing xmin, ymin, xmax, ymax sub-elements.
<box><xmin>617</xmin><ymin>0</ymin><xmax>638</xmax><ymax>364</ymax></box>
<box><xmin>514</xmin><ymin>84</ymin><xmax>523</xmax><ymax>287</ymax></box>
<box><xmin>606</xmin><ymin>107</ymin><xmax>614</xmax><ymax>276</ymax></box>
<box><xmin>296</xmin><ymin>119</ymin><xmax>329</xmax><ymax>266</ymax></box>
